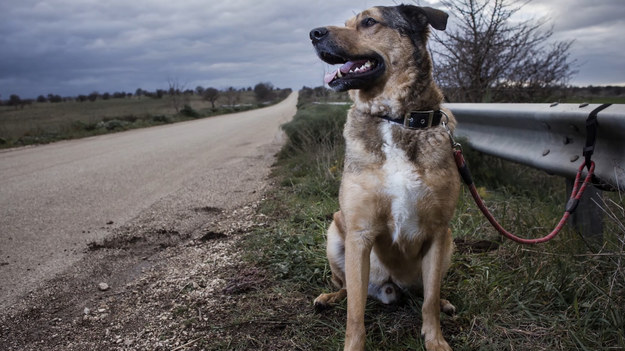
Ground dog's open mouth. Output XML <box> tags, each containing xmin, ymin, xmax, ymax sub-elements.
<box><xmin>324</xmin><ymin>59</ymin><xmax>379</xmax><ymax>84</ymax></box>
<box><xmin>318</xmin><ymin>51</ymin><xmax>385</xmax><ymax>90</ymax></box>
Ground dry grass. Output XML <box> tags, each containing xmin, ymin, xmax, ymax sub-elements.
<box><xmin>0</xmin><ymin>91</ymin><xmax>279</xmax><ymax>147</ymax></box>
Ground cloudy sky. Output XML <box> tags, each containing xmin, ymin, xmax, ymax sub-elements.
<box><xmin>1</xmin><ymin>0</ymin><xmax>624</xmax><ymax>99</ymax></box>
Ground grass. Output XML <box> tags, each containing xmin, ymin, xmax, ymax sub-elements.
<box><xmin>236</xmin><ymin>95</ymin><xmax>625</xmax><ymax>350</ymax></box>
<box><xmin>0</xmin><ymin>91</ymin><xmax>286</xmax><ymax>148</ymax></box>
<box><xmin>562</xmin><ymin>96</ymin><xmax>625</xmax><ymax>104</ymax></box>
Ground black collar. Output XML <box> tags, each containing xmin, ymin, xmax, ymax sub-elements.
<box><xmin>378</xmin><ymin>110</ymin><xmax>443</xmax><ymax>129</ymax></box>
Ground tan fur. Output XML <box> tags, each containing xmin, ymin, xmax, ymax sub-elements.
<box><xmin>311</xmin><ymin>6</ymin><xmax>460</xmax><ymax>351</ymax></box>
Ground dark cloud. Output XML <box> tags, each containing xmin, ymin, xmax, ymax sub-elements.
<box><xmin>1</xmin><ymin>0</ymin><xmax>623</xmax><ymax>99</ymax></box>
<box><xmin>527</xmin><ymin>0</ymin><xmax>624</xmax><ymax>31</ymax></box>
<box><xmin>1</xmin><ymin>0</ymin><xmax>366</xmax><ymax>97</ymax></box>
<box><xmin>522</xmin><ymin>0</ymin><xmax>625</xmax><ymax>85</ymax></box>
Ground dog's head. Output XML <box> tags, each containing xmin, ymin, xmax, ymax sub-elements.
<box><xmin>310</xmin><ymin>5</ymin><xmax>447</xmax><ymax>93</ymax></box>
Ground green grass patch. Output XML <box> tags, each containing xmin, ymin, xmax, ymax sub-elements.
<box><xmin>562</xmin><ymin>96</ymin><xmax>625</xmax><ymax>104</ymax></box>
<box><xmin>235</xmin><ymin>94</ymin><xmax>625</xmax><ymax>350</ymax></box>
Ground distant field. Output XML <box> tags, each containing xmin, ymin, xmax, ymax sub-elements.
<box><xmin>563</xmin><ymin>96</ymin><xmax>625</xmax><ymax>104</ymax></box>
<box><xmin>0</xmin><ymin>91</ymin><xmax>284</xmax><ymax>148</ymax></box>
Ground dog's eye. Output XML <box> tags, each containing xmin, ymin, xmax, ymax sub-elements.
<box><xmin>361</xmin><ymin>17</ymin><xmax>377</xmax><ymax>28</ymax></box>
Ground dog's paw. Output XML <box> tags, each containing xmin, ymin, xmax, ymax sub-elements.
<box><xmin>313</xmin><ymin>289</ymin><xmax>346</xmax><ymax>312</ymax></box>
<box><xmin>422</xmin><ymin>326</ymin><xmax>452</xmax><ymax>351</ymax></box>
<box><xmin>313</xmin><ymin>296</ymin><xmax>331</xmax><ymax>312</ymax></box>
<box><xmin>425</xmin><ymin>338</ymin><xmax>452</xmax><ymax>351</ymax></box>
<box><xmin>440</xmin><ymin>299</ymin><xmax>456</xmax><ymax>316</ymax></box>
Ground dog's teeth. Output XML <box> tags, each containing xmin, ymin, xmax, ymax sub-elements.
<box><xmin>337</xmin><ymin>70</ymin><xmax>342</xmax><ymax>78</ymax></box>
<box><xmin>343</xmin><ymin>60</ymin><xmax>375</xmax><ymax>75</ymax></box>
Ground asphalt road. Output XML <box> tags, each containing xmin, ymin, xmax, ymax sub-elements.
<box><xmin>0</xmin><ymin>92</ymin><xmax>297</xmax><ymax>309</ymax></box>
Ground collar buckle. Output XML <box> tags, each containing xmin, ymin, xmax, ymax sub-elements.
<box><xmin>404</xmin><ymin>110</ymin><xmax>436</xmax><ymax>129</ymax></box>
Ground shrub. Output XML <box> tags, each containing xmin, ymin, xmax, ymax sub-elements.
<box><xmin>254</xmin><ymin>82</ymin><xmax>276</xmax><ymax>102</ymax></box>
<box><xmin>71</xmin><ymin>120</ymin><xmax>97</xmax><ymax>132</ymax></box>
<box><xmin>180</xmin><ymin>105</ymin><xmax>200</xmax><ymax>118</ymax></box>
<box><xmin>152</xmin><ymin>115</ymin><xmax>172</xmax><ymax>124</ymax></box>
<box><xmin>280</xmin><ymin>103</ymin><xmax>347</xmax><ymax>155</ymax></box>
<box><xmin>97</xmin><ymin>120</ymin><xmax>129</xmax><ymax>131</ymax></box>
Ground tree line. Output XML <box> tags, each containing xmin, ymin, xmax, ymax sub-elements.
<box><xmin>1</xmin><ymin>82</ymin><xmax>290</xmax><ymax>110</ymax></box>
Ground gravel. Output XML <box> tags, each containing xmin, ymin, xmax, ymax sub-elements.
<box><xmin>0</xmin><ymin>199</ymin><xmax>270</xmax><ymax>351</ymax></box>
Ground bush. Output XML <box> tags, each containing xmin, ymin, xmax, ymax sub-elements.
<box><xmin>280</xmin><ymin>103</ymin><xmax>347</xmax><ymax>155</ymax></box>
<box><xmin>254</xmin><ymin>82</ymin><xmax>276</xmax><ymax>102</ymax></box>
<box><xmin>71</xmin><ymin>120</ymin><xmax>97</xmax><ymax>132</ymax></box>
<box><xmin>180</xmin><ymin>105</ymin><xmax>200</xmax><ymax>118</ymax></box>
<box><xmin>278</xmin><ymin>100</ymin><xmax>348</xmax><ymax>191</ymax></box>
<box><xmin>151</xmin><ymin>115</ymin><xmax>172</xmax><ymax>124</ymax></box>
<box><xmin>97</xmin><ymin>119</ymin><xmax>129</xmax><ymax>131</ymax></box>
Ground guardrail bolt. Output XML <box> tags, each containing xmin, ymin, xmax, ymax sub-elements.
<box><xmin>542</xmin><ymin>149</ymin><xmax>550</xmax><ymax>156</ymax></box>
<box><xmin>563</xmin><ymin>136</ymin><xmax>572</xmax><ymax>145</ymax></box>
<box><xmin>570</xmin><ymin>155</ymin><xmax>579</xmax><ymax>162</ymax></box>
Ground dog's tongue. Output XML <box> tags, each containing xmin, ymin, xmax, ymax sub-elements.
<box><xmin>324</xmin><ymin>71</ymin><xmax>338</xmax><ymax>84</ymax></box>
<box><xmin>323</xmin><ymin>61</ymin><xmax>361</xmax><ymax>84</ymax></box>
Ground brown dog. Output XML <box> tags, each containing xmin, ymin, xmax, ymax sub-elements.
<box><xmin>310</xmin><ymin>5</ymin><xmax>460</xmax><ymax>351</ymax></box>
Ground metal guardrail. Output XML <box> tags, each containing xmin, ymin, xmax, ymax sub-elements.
<box><xmin>446</xmin><ymin>103</ymin><xmax>625</xmax><ymax>191</ymax></box>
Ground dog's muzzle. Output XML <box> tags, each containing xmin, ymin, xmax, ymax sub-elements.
<box><xmin>309</xmin><ymin>26</ymin><xmax>385</xmax><ymax>91</ymax></box>
<box><xmin>309</xmin><ymin>27</ymin><xmax>329</xmax><ymax>44</ymax></box>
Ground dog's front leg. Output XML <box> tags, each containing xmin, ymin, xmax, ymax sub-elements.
<box><xmin>421</xmin><ymin>234</ymin><xmax>452</xmax><ymax>351</ymax></box>
<box><xmin>343</xmin><ymin>231</ymin><xmax>372</xmax><ymax>351</ymax></box>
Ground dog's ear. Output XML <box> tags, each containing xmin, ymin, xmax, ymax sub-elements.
<box><xmin>420</xmin><ymin>6</ymin><xmax>448</xmax><ymax>31</ymax></box>
<box><xmin>397</xmin><ymin>5</ymin><xmax>448</xmax><ymax>31</ymax></box>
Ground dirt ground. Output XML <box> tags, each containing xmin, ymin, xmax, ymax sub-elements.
<box><xmin>0</xmin><ymin>194</ymin><xmax>307</xmax><ymax>351</ymax></box>
<box><xmin>0</xmin><ymin>93</ymin><xmax>307</xmax><ymax>350</ymax></box>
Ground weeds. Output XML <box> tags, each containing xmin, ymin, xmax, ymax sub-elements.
<box><xmin>243</xmin><ymin>95</ymin><xmax>624</xmax><ymax>350</ymax></box>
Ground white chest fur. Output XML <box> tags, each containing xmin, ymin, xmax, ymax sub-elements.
<box><xmin>379</xmin><ymin>122</ymin><xmax>426</xmax><ymax>243</ymax></box>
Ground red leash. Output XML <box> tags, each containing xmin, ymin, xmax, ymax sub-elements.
<box><xmin>439</xmin><ymin>105</ymin><xmax>606</xmax><ymax>245</ymax></box>
<box><xmin>453</xmin><ymin>149</ymin><xmax>595</xmax><ymax>244</ymax></box>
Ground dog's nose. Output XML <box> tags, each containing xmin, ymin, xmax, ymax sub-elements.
<box><xmin>310</xmin><ymin>27</ymin><xmax>328</xmax><ymax>43</ymax></box>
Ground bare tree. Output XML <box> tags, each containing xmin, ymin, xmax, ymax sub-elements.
<box><xmin>432</xmin><ymin>0</ymin><xmax>576</xmax><ymax>102</ymax></box>
<box><xmin>203</xmin><ymin>87</ymin><xmax>219</xmax><ymax>109</ymax></box>
<box><xmin>167</xmin><ymin>77</ymin><xmax>188</xmax><ymax>113</ymax></box>
<box><xmin>222</xmin><ymin>87</ymin><xmax>240</xmax><ymax>108</ymax></box>
<box><xmin>8</xmin><ymin>94</ymin><xmax>22</xmax><ymax>109</ymax></box>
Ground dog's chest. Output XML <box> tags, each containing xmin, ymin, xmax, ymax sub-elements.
<box><xmin>378</xmin><ymin>123</ymin><xmax>427</xmax><ymax>242</ymax></box>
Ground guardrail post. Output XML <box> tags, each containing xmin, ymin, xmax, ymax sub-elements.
<box><xmin>566</xmin><ymin>179</ymin><xmax>603</xmax><ymax>243</ymax></box>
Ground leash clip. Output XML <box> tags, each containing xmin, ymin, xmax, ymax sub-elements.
<box><xmin>440</xmin><ymin>110</ymin><xmax>461</xmax><ymax>151</ymax></box>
